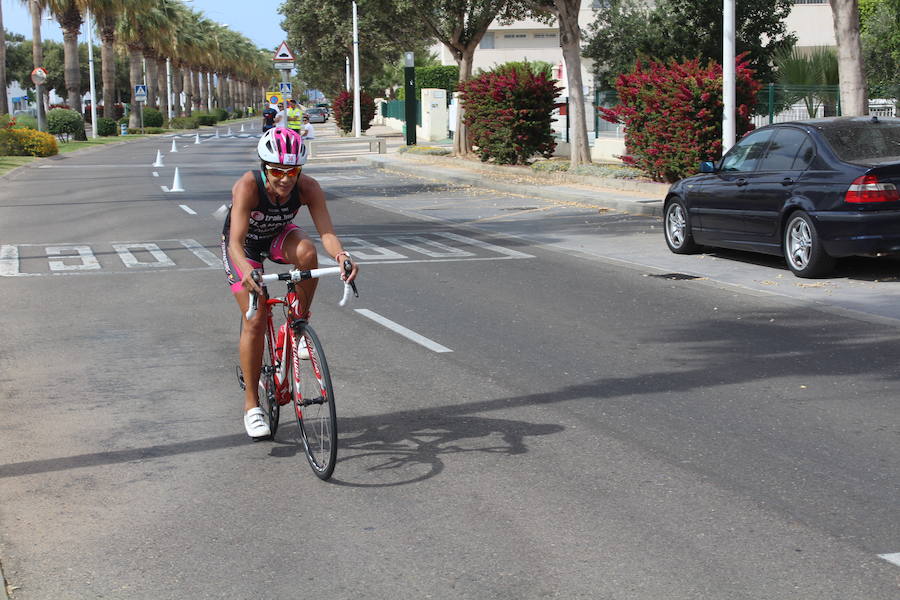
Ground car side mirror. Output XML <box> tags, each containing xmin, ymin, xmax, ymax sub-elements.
<box><xmin>699</xmin><ymin>161</ymin><xmax>716</xmax><ymax>173</ymax></box>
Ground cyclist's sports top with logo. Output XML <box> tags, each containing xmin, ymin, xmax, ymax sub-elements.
<box><xmin>221</xmin><ymin>170</ymin><xmax>305</xmax><ymax>291</ymax></box>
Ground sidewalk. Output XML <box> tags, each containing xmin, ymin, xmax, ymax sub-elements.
<box><xmin>355</xmin><ymin>123</ymin><xmax>669</xmax><ymax>217</ymax></box>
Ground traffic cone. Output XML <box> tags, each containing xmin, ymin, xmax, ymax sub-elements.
<box><xmin>227</xmin><ymin>127</ymin><xmax>233</xmax><ymax>136</ymax></box>
<box><xmin>170</xmin><ymin>139</ymin><xmax>178</xmax><ymax>153</ymax></box>
<box><xmin>240</xmin><ymin>123</ymin><xmax>245</xmax><ymax>132</ymax></box>
<box><xmin>194</xmin><ymin>133</ymin><xmax>201</xmax><ymax>144</ymax></box>
<box><xmin>152</xmin><ymin>150</ymin><xmax>164</xmax><ymax>167</ymax></box>
<box><xmin>169</xmin><ymin>167</ymin><xmax>185</xmax><ymax>192</ymax></box>
<box><xmin>215</xmin><ymin>129</ymin><xmax>220</xmax><ymax>138</ymax></box>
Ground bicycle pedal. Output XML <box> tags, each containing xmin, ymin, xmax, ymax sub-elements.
<box><xmin>235</xmin><ymin>365</ymin><xmax>246</xmax><ymax>391</ymax></box>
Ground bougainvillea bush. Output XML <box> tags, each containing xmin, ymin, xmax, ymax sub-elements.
<box><xmin>332</xmin><ymin>90</ymin><xmax>376</xmax><ymax>134</ymax></box>
<box><xmin>599</xmin><ymin>56</ymin><xmax>761</xmax><ymax>182</ymax></box>
<box><xmin>459</xmin><ymin>62</ymin><xmax>560</xmax><ymax>165</ymax></box>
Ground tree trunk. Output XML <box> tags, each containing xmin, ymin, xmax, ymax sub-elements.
<box><xmin>59</xmin><ymin>5</ymin><xmax>84</xmax><ymax>114</ymax></box>
<box><xmin>198</xmin><ymin>70</ymin><xmax>207</xmax><ymax>113</ymax></box>
<box><xmin>172</xmin><ymin>65</ymin><xmax>184</xmax><ymax>116</ymax></box>
<box><xmin>829</xmin><ymin>0</ymin><xmax>868</xmax><ymax>115</ymax></box>
<box><xmin>0</xmin><ymin>3</ymin><xmax>8</xmax><ymax>116</ymax></box>
<box><xmin>99</xmin><ymin>23</ymin><xmax>116</xmax><ymax>118</ymax></box>
<box><xmin>128</xmin><ymin>45</ymin><xmax>142</xmax><ymax>128</ymax></box>
<box><xmin>192</xmin><ymin>69</ymin><xmax>201</xmax><ymax>111</ymax></box>
<box><xmin>146</xmin><ymin>57</ymin><xmax>158</xmax><ymax>109</ymax></box>
<box><xmin>182</xmin><ymin>68</ymin><xmax>193</xmax><ymax>116</ymax></box>
<box><xmin>157</xmin><ymin>58</ymin><xmax>169</xmax><ymax>123</ymax></box>
<box><xmin>217</xmin><ymin>74</ymin><xmax>226</xmax><ymax>110</ymax></box>
<box><xmin>556</xmin><ymin>0</ymin><xmax>591</xmax><ymax>166</ymax></box>
<box><xmin>453</xmin><ymin>52</ymin><xmax>475</xmax><ymax>157</ymax></box>
<box><xmin>207</xmin><ymin>72</ymin><xmax>214</xmax><ymax>110</ymax></box>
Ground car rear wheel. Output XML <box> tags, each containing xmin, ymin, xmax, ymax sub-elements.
<box><xmin>783</xmin><ymin>211</ymin><xmax>835</xmax><ymax>278</ymax></box>
<box><xmin>664</xmin><ymin>197</ymin><xmax>700</xmax><ymax>254</ymax></box>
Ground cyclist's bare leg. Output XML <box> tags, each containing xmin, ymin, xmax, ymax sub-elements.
<box><xmin>280</xmin><ymin>229</ymin><xmax>319</xmax><ymax>314</ymax></box>
<box><xmin>234</xmin><ymin>289</ymin><xmax>268</xmax><ymax>412</ymax></box>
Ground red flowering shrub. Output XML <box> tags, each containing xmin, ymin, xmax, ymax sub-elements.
<box><xmin>332</xmin><ymin>90</ymin><xmax>375</xmax><ymax>134</ymax></box>
<box><xmin>459</xmin><ymin>62</ymin><xmax>560</xmax><ymax>164</ymax></box>
<box><xmin>599</xmin><ymin>56</ymin><xmax>761</xmax><ymax>182</ymax></box>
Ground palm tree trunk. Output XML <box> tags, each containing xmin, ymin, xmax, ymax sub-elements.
<box><xmin>128</xmin><ymin>45</ymin><xmax>142</xmax><ymax>128</ymax></box>
<box><xmin>146</xmin><ymin>57</ymin><xmax>158</xmax><ymax>109</ymax></box>
<box><xmin>217</xmin><ymin>73</ymin><xmax>226</xmax><ymax>110</ymax></box>
<box><xmin>172</xmin><ymin>65</ymin><xmax>184</xmax><ymax>116</ymax></box>
<box><xmin>198</xmin><ymin>70</ymin><xmax>207</xmax><ymax>113</ymax></box>
<box><xmin>29</xmin><ymin>0</ymin><xmax>46</xmax><ymax>130</ymax></box>
<box><xmin>99</xmin><ymin>22</ymin><xmax>116</xmax><ymax>118</ymax></box>
<box><xmin>59</xmin><ymin>5</ymin><xmax>84</xmax><ymax>114</ymax></box>
<box><xmin>182</xmin><ymin>68</ymin><xmax>192</xmax><ymax>116</ymax></box>
<box><xmin>0</xmin><ymin>3</ymin><xmax>9</xmax><ymax>116</ymax></box>
<box><xmin>192</xmin><ymin>69</ymin><xmax>201</xmax><ymax>112</ymax></box>
<box><xmin>157</xmin><ymin>58</ymin><xmax>169</xmax><ymax>123</ymax></box>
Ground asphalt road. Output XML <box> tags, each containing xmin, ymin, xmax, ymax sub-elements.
<box><xmin>0</xmin><ymin>130</ymin><xmax>898</xmax><ymax>599</ymax></box>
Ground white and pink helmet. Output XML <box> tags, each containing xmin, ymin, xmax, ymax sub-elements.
<box><xmin>257</xmin><ymin>127</ymin><xmax>307</xmax><ymax>166</ymax></box>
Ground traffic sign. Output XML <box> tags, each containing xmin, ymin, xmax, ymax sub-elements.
<box><xmin>30</xmin><ymin>67</ymin><xmax>48</xmax><ymax>85</ymax></box>
<box><xmin>273</xmin><ymin>41</ymin><xmax>295</xmax><ymax>62</ymax></box>
<box><xmin>274</xmin><ymin>62</ymin><xmax>294</xmax><ymax>71</ymax></box>
<box><xmin>266</xmin><ymin>92</ymin><xmax>284</xmax><ymax>106</ymax></box>
<box><xmin>279</xmin><ymin>82</ymin><xmax>293</xmax><ymax>96</ymax></box>
<box><xmin>134</xmin><ymin>84</ymin><xmax>148</xmax><ymax>103</ymax></box>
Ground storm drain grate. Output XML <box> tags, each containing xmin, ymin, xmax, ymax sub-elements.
<box><xmin>646</xmin><ymin>272</ymin><xmax>703</xmax><ymax>280</ymax></box>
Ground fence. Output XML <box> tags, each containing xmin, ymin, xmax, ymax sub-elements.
<box><xmin>381</xmin><ymin>99</ymin><xmax>422</xmax><ymax>126</ymax></box>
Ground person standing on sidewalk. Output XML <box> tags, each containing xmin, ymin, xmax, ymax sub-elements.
<box><xmin>300</xmin><ymin>114</ymin><xmax>315</xmax><ymax>140</ymax></box>
<box><xmin>286</xmin><ymin>99</ymin><xmax>304</xmax><ymax>136</ymax></box>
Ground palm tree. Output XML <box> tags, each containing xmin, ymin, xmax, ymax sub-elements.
<box><xmin>118</xmin><ymin>0</ymin><xmax>174</xmax><ymax>127</ymax></box>
<box><xmin>0</xmin><ymin>2</ymin><xmax>8</xmax><ymax>116</ymax></box>
<box><xmin>46</xmin><ymin>0</ymin><xmax>87</xmax><ymax>114</ymax></box>
<box><xmin>90</xmin><ymin>0</ymin><xmax>123</xmax><ymax>118</ymax></box>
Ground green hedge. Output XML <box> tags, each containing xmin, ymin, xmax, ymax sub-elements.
<box><xmin>48</xmin><ymin>108</ymin><xmax>86</xmax><ymax>142</ymax></box>
<box><xmin>96</xmin><ymin>117</ymin><xmax>118</xmax><ymax>136</ymax></box>
<box><xmin>212</xmin><ymin>108</ymin><xmax>228</xmax><ymax>122</ymax></box>
<box><xmin>143</xmin><ymin>107</ymin><xmax>164</xmax><ymax>127</ymax></box>
<box><xmin>398</xmin><ymin>65</ymin><xmax>459</xmax><ymax>100</ymax></box>
<box><xmin>194</xmin><ymin>112</ymin><xmax>218</xmax><ymax>126</ymax></box>
<box><xmin>168</xmin><ymin>116</ymin><xmax>200</xmax><ymax>130</ymax></box>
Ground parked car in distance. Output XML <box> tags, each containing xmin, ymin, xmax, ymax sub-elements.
<box><xmin>663</xmin><ymin>116</ymin><xmax>900</xmax><ymax>277</ymax></box>
<box><xmin>306</xmin><ymin>107</ymin><xmax>328</xmax><ymax>123</ymax></box>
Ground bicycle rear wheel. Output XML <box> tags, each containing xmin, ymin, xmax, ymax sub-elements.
<box><xmin>289</xmin><ymin>323</ymin><xmax>338</xmax><ymax>480</ymax></box>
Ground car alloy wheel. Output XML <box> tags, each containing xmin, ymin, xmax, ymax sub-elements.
<box><xmin>664</xmin><ymin>198</ymin><xmax>699</xmax><ymax>254</ymax></box>
<box><xmin>783</xmin><ymin>211</ymin><xmax>835</xmax><ymax>277</ymax></box>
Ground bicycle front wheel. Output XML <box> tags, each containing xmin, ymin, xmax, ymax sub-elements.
<box><xmin>289</xmin><ymin>324</ymin><xmax>338</xmax><ymax>480</ymax></box>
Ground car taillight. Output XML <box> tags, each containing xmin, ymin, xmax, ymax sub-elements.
<box><xmin>845</xmin><ymin>174</ymin><xmax>900</xmax><ymax>203</ymax></box>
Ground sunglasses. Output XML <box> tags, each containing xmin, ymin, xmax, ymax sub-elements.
<box><xmin>265</xmin><ymin>165</ymin><xmax>301</xmax><ymax>178</ymax></box>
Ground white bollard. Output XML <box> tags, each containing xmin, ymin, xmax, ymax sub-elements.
<box><xmin>170</xmin><ymin>139</ymin><xmax>178</xmax><ymax>153</ymax></box>
<box><xmin>195</xmin><ymin>133</ymin><xmax>201</xmax><ymax>144</ymax></box>
<box><xmin>152</xmin><ymin>150</ymin><xmax>164</xmax><ymax>167</ymax></box>
<box><xmin>169</xmin><ymin>167</ymin><xmax>185</xmax><ymax>192</ymax></box>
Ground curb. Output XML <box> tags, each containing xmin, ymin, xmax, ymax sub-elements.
<box><xmin>356</xmin><ymin>154</ymin><xmax>666</xmax><ymax>217</ymax></box>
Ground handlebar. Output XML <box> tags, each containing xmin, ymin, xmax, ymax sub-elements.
<box><xmin>245</xmin><ymin>259</ymin><xmax>358</xmax><ymax>320</ymax></box>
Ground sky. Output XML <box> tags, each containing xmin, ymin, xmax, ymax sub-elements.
<box><xmin>1</xmin><ymin>0</ymin><xmax>287</xmax><ymax>52</ymax></box>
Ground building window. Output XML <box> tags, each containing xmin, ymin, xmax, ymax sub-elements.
<box><xmin>480</xmin><ymin>32</ymin><xmax>494</xmax><ymax>49</ymax></box>
<box><xmin>503</xmin><ymin>33</ymin><xmax>527</xmax><ymax>38</ymax></box>
<box><xmin>534</xmin><ymin>33</ymin><xmax>558</xmax><ymax>39</ymax></box>
<box><xmin>793</xmin><ymin>0</ymin><xmax>826</xmax><ymax>4</ymax></box>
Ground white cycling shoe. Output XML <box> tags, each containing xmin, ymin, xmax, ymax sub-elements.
<box><xmin>244</xmin><ymin>407</ymin><xmax>271</xmax><ymax>438</ymax></box>
<box><xmin>297</xmin><ymin>338</ymin><xmax>310</xmax><ymax>360</ymax></box>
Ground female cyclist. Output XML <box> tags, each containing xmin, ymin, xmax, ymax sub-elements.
<box><xmin>221</xmin><ymin>127</ymin><xmax>358</xmax><ymax>439</ymax></box>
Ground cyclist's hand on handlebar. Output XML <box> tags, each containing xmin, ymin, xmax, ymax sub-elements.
<box><xmin>340</xmin><ymin>257</ymin><xmax>358</xmax><ymax>283</ymax></box>
<box><xmin>242</xmin><ymin>268</ymin><xmax>263</xmax><ymax>294</ymax></box>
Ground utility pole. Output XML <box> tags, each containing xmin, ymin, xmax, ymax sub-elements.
<box><xmin>352</xmin><ymin>1</ymin><xmax>361</xmax><ymax>137</ymax></box>
<box><xmin>403</xmin><ymin>52</ymin><xmax>416</xmax><ymax>146</ymax></box>
<box><xmin>722</xmin><ymin>0</ymin><xmax>736</xmax><ymax>152</ymax></box>
<box><xmin>85</xmin><ymin>8</ymin><xmax>98</xmax><ymax>138</ymax></box>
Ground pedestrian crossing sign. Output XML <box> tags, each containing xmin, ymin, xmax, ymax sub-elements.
<box><xmin>279</xmin><ymin>82</ymin><xmax>293</xmax><ymax>97</ymax></box>
<box><xmin>134</xmin><ymin>84</ymin><xmax>148</xmax><ymax>102</ymax></box>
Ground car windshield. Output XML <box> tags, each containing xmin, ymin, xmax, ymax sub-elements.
<box><xmin>821</xmin><ymin>121</ymin><xmax>900</xmax><ymax>165</ymax></box>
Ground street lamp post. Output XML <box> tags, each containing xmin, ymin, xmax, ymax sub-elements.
<box><xmin>352</xmin><ymin>1</ymin><xmax>361</xmax><ymax>137</ymax></box>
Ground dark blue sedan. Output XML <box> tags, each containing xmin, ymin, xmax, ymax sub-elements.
<box><xmin>664</xmin><ymin>116</ymin><xmax>900</xmax><ymax>277</ymax></box>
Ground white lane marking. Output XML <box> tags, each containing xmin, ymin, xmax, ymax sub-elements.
<box><xmin>179</xmin><ymin>239</ymin><xmax>220</xmax><ymax>267</ymax></box>
<box><xmin>153</xmin><ymin>172</ymin><xmax>159</xmax><ymax>177</ymax></box>
<box><xmin>160</xmin><ymin>185</ymin><xmax>169</xmax><ymax>192</ymax></box>
<box><xmin>179</xmin><ymin>205</ymin><xmax>197</xmax><ymax>215</ymax></box>
<box><xmin>381</xmin><ymin>235</ymin><xmax>475</xmax><ymax>258</ymax></box>
<box><xmin>112</xmin><ymin>243</ymin><xmax>176</xmax><ymax>268</ymax></box>
<box><xmin>0</xmin><ymin>245</ymin><xmax>37</xmax><ymax>277</ymax></box>
<box><xmin>878</xmin><ymin>553</ymin><xmax>900</xmax><ymax>567</ymax></box>
<box><xmin>354</xmin><ymin>309</ymin><xmax>452</xmax><ymax>353</ymax></box>
<box><xmin>46</xmin><ymin>246</ymin><xmax>101</xmax><ymax>271</ymax></box>
<box><xmin>338</xmin><ymin>236</ymin><xmax>406</xmax><ymax>261</ymax></box>
<box><xmin>433</xmin><ymin>231</ymin><xmax>534</xmax><ymax>258</ymax></box>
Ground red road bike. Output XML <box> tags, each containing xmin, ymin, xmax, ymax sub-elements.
<box><xmin>237</xmin><ymin>261</ymin><xmax>357</xmax><ymax>480</ymax></box>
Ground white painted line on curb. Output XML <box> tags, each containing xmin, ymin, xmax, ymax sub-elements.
<box><xmin>179</xmin><ymin>205</ymin><xmax>196</xmax><ymax>215</ymax></box>
<box><xmin>354</xmin><ymin>309</ymin><xmax>452</xmax><ymax>353</ymax></box>
<box><xmin>878</xmin><ymin>553</ymin><xmax>900</xmax><ymax>567</ymax></box>
<box><xmin>153</xmin><ymin>171</ymin><xmax>159</xmax><ymax>177</ymax></box>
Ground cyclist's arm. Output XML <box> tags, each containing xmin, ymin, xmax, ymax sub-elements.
<box><xmin>302</xmin><ymin>175</ymin><xmax>358</xmax><ymax>282</ymax></box>
<box><xmin>229</xmin><ymin>173</ymin><xmax>263</xmax><ymax>293</ymax></box>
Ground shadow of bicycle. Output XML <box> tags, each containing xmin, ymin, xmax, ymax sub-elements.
<box><xmin>268</xmin><ymin>410</ymin><xmax>564</xmax><ymax>487</ymax></box>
